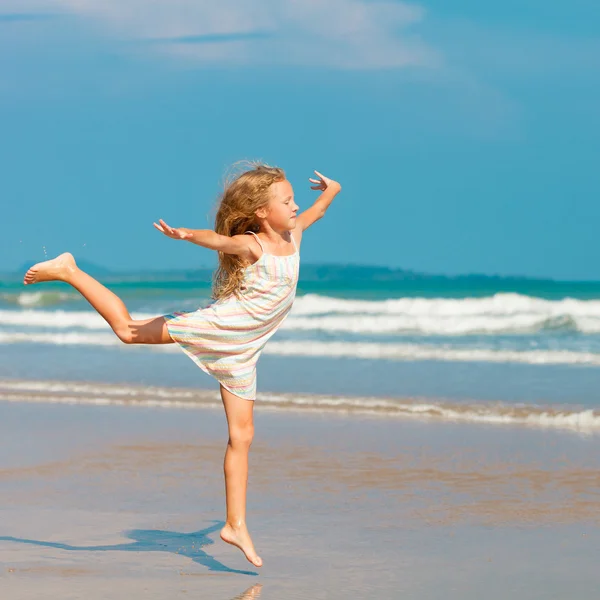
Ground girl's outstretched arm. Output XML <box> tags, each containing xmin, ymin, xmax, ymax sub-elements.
<box><xmin>296</xmin><ymin>170</ymin><xmax>342</xmax><ymax>232</ymax></box>
<box><xmin>153</xmin><ymin>220</ymin><xmax>256</xmax><ymax>259</ymax></box>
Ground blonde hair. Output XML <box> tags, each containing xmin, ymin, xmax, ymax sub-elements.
<box><xmin>212</xmin><ymin>162</ymin><xmax>286</xmax><ymax>301</ymax></box>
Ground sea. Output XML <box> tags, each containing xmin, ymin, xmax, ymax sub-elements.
<box><xmin>2</xmin><ymin>267</ymin><xmax>600</xmax><ymax>434</ymax></box>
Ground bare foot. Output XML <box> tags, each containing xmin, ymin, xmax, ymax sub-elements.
<box><xmin>23</xmin><ymin>253</ymin><xmax>77</xmax><ymax>285</ymax></box>
<box><xmin>220</xmin><ymin>523</ymin><xmax>263</xmax><ymax>568</ymax></box>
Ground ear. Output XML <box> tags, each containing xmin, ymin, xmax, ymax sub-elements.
<box><xmin>255</xmin><ymin>206</ymin><xmax>269</xmax><ymax>219</ymax></box>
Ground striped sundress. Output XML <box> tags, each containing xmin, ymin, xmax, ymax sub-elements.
<box><xmin>164</xmin><ymin>231</ymin><xmax>300</xmax><ymax>401</ymax></box>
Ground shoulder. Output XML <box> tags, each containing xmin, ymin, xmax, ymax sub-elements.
<box><xmin>231</xmin><ymin>233</ymin><xmax>263</xmax><ymax>262</ymax></box>
<box><xmin>291</xmin><ymin>228</ymin><xmax>303</xmax><ymax>249</ymax></box>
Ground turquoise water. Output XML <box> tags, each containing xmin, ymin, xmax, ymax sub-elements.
<box><xmin>4</xmin><ymin>272</ymin><xmax>600</xmax><ymax>303</ymax></box>
<box><xmin>1</xmin><ymin>269</ymin><xmax>600</xmax><ymax>428</ymax></box>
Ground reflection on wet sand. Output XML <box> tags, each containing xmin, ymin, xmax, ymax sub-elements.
<box><xmin>2</xmin><ymin>400</ymin><xmax>600</xmax><ymax>599</ymax></box>
<box><xmin>230</xmin><ymin>584</ymin><xmax>263</xmax><ymax>600</ymax></box>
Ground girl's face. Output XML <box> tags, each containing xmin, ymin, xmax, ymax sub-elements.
<box><xmin>264</xmin><ymin>179</ymin><xmax>299</xmax><ymax>231</ymax></box>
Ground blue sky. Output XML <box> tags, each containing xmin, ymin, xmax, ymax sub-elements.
<box><xmin>1</xmin><ymin>0</ymin><xmax>599</xmax><ymax>279</ymax></box>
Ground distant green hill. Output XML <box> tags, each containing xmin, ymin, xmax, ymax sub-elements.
<box><xmin>4</xmin><ymin>261</ymin><xmax>543</xmax><ymax>284</ymax></box>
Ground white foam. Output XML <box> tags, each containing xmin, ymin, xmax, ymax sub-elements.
<box><xmin>0</xmin><ymin>309</ymin><xmax>155</xmax><ymax>329</ymax></box>
<box><xmin>3</xmin><ymin>292</ymin><xmax>600</xmax><ymax>335</ymax></box>
<box><xmin>258</xmin><ymin>394</ymin><xmax>600</xmax><ymax>433</ymax></box>
<box><xmin>0</xmin><ymin>331</ymin><xmax>127</xmax><ymax>346</ymax></box>
<box><xmin>286</xmin><ymin>293</ymin><xmax>600</xmax><ymax>335</ymax></box>
<box><xmin>1</xmin><ymin>331</ymin><xmax>600</xmax><ymax>366</ymax></box>
<box><xmin>282</xmin><ymin>313</ymin><xmax>578</xmax><ymax>335</ymax></box>
<box><xmin>1</xmin><ymin>378</ymin><xmax>598</xmax><ymax>433</ymax></box>
<box><xmin>0</xmin><ymin>379</ymin><xmax>197</xmax><ymax>398</ymax></box>
<box><xmin>265</xmin><ymin>341</ymin><xmax>600</xmax><ymax>365</ymax></box>
<box><xmin>292</xmin><ymin>293</ymin><xmax>600</xmax><ymax>318</ymax></box>
<box><xmin>1</xmin><ymin>291</ymin><xmax>80</xmax><ymax>308</ymax></box>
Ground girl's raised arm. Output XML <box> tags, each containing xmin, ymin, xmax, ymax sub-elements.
<box><xmin>153</xmin><ymin>220</ymin><xmax>255</xmax><ymax>258</ymax></box>
<box><xmin>296</xmin><ymin>171</ymin><xmax>342</xmax><ymax>232</ymax></box>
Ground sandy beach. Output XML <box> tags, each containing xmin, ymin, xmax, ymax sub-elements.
<box><xmin>3</xmin><ymin>0</ymin><xmax>600</xmax><ymax>595</ymax></box>
<box><xmin>1</xmin><ymin>398</ymin><xmax>599</xmax><ymax>599</ymax></box>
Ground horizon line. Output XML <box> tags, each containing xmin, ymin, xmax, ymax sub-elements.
<box><xmin>3</xmin><ymin>261</ymin><xmax>600</xmax><ymax>284</ymax></box>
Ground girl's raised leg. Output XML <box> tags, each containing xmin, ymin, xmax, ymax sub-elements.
<box><xmin>23</xmin><ymin>253</ymin><xmax>172</xmax><ymax>345</ymax></box>
<box><xmin>219</xmin><ymin>385</ymin><xmax>262</xmax><ymax>568</ymax></box>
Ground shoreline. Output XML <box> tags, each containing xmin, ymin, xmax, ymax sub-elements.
<box><xmin>2</xmin><ymin>342</ymin><xmax>600</xmax><ymax>408</ymax></box>
<box><xmin>1</xmin><ymin>376</ymin><xmax>600</xmax><ymax>435</ymax></box>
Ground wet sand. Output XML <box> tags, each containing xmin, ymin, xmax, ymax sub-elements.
<box><xmin>1</xmin><ymin>400</ymin><xmax>599</xmax><ymax>599</ymax></box>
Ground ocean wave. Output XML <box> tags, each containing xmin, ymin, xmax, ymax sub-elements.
<box><xmin>1</xmin><ymin>331</ymin><xmax>600</xmax><ymax>366</ymax></box>
<box><xmin>1</xmin><ymin>291</ymin><xmax>81</xmax><ymax>308</ymax></box>
<box><xmin>288</xmin><ymin>293</ymin><xmax>600</xmax><ymax>334</ymax></box>
<box><xmin>0</xmin><ymin>331</ymin><xmax>128</xmax><ymax>346</ymax></box>
<box><xmin>283</xmin><ymin>313</ymin><xmax>587</xmax><ymax>335</ymax></box>
<box><xmin>293</xmin><ymin>293</ymin><xmax>600</xmax><ymax>317</ymax></box>
<box><xmin>1</xmin><ymin>378</ymin><xmax>598</xmax><ymax>433</ymax></box>
<box><xmin>1</xmin><ymin>309</ymin><xmax>594</xmax><ymax>336</ymax></box>
<box><xmin>266</xmin><ymin>341</ymin><xmax>600</xmax><ymax>366</ymax></box>
<box><xmin>0</xmin><ymin>309</ymin><xmax>155</xmax><ymax>329</ymax></box>
<box><xmin>3</xmin><ymin>292</ymin><xmax>600</xmax><ymax>335</ymax></box>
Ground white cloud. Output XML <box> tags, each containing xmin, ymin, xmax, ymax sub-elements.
<box><xmin>7</xmin><ymin>0</ymin><xmax>437</xmax><ymax>69</ymax></box>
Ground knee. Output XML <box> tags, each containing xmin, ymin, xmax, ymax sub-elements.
<box><xmin>228</xmin><ymin>422</ymin><xmax>254</xmax><ymax>449</ymax></box>
<box><xmin>114</xmin><ymin>323</ymin><xmax>134</xmax><ymax>344</ymax></box>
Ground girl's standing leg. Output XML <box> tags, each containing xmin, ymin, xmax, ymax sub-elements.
<box><xmin>219</xmin><ymin>385</ymin><xmax>263</xmax><ymax>568</ymax></box>
<box><xmin>23</xmin><ymin>253</ymin><xmax>172</xmax><ymax>344</ymax></box>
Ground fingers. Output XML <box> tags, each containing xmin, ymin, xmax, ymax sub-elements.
<box><xmin>310</xmin><ymin>171</ymin><xmax>328</xmax><ymax>191</ymax></box>
<box><xmin>160</xmin><ymin>219</ymin><xmax>179</xmax><ymax>237</ymax></box>
<box><xmin>310</xmin><ymin>170</ymin><xmax>340</xmax><ymax>193</ymax></box>
<box><xmin>159</xmin><ymin>219</ymin><xmax>172</xmax><ymax>233</ymax></box>
<box><xmin>309</xmin><ymin>173</ymin><xmax>325</xmax><ymax>191</ymax></box>
<box><xmin>154</xmin><ymin>219</ymin><xmax>178</xmax><ymax>237</ymax></box>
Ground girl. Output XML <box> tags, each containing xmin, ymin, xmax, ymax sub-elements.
<box><xmin>23</xmin><ymin>163</ymin><xmax>342</xmax><ymax>568</ymax></box>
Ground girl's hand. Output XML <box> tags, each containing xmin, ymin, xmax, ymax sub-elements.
<box><xmin>309</xmin><ymin>170</ymin><xmax>341</xmax><ymax>193</ymax></box>
<box><xmin>153</xmin><ymin>219</ymin><xmax>193</xmax><ymax>240</ymax></box>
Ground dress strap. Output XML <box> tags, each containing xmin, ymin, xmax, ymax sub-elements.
<box><xmin>290</xmin><ymin>232</ymin><xmax>298</xmax><ymax>252</ymax></box>
<box><xmin>245</xmin><ymin>231</ymin><xmax>265</xmax><ymax>255</ymax></box>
